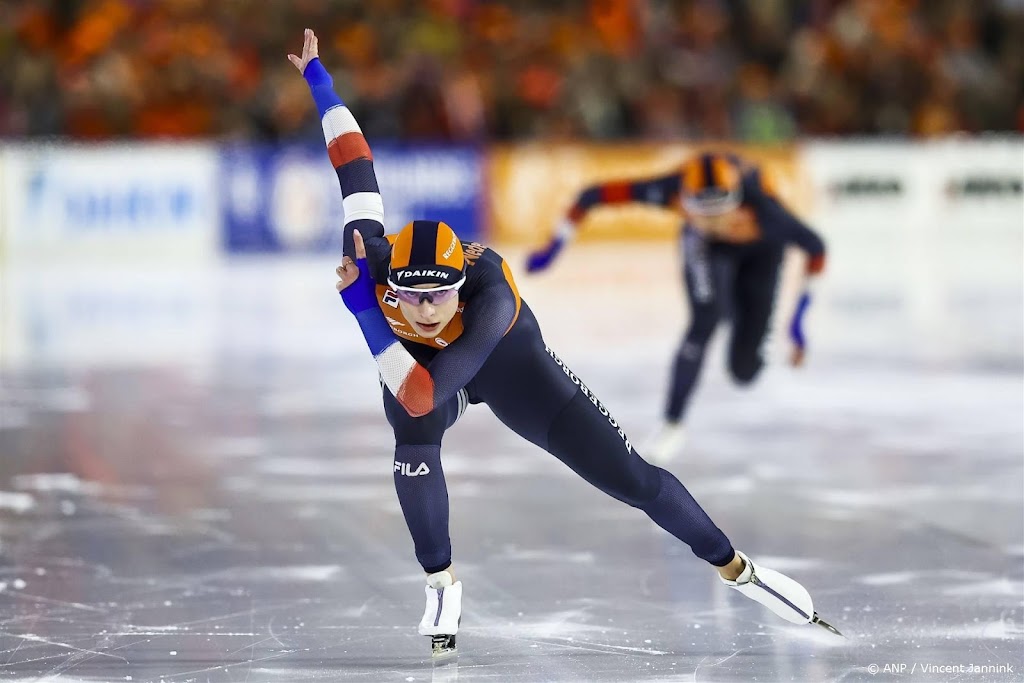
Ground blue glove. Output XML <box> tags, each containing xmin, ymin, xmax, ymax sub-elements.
<box><xmin>338</xmin><ymin>255</ymin><xmax>396</xmax><ymax>357</ymax></box>
<box><xmin>789</xmin><ymin>291</ymin><xmax>812</xmax><ymax>350</ymax></box>
<box><xmin>339</xmin><ymin>257</ymin><xmax>379</xmax><ymax>315</ymax></box>
<box><xmin>526</xmin><ymin>237</ymin><xmax>565</xmax><ymax>273</ymax></box>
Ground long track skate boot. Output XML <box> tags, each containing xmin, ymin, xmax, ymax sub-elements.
<box><xmin>721</xmin><ymin>551</ymin><xmax>842</xmax><ymax>636</ymax></box>
<box><xmin>418</xmin><ymin>570</ymin><xmax>463</xmax><ymax>658</ymax></box>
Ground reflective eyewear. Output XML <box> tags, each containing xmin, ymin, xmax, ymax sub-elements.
<box><xmin>682</xmin><ymin>188</ymin><xmax>742</xmax><ymax>216</ymax></box>
<box><xmin>389</xmin><ymin>282</ymin><xmax>464</xmax><ymax>305</ymax></box>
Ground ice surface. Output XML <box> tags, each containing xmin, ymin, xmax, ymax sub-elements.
<box><xmin>0</xmin><ymin>242</ymin><xmax>1020</xmax><ymax>681</ymax></box>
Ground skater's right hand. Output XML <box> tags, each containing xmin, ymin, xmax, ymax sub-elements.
<box><xmin>788</xmin><ymin>290</ymin><xmax>812</xmax><ymax>367</ymax></box>
<box><xmin>526</xmin><ymin>218</ymin><xmax>577</xmax><ymax>273</ymax></box>
<box><xmin>525</xmin><ymin>237</ymin><xmax>564</xmax><ymax>273</ymax></box>
<box><xmin>287</xmin><ymin>28</ymin><xmax>320</xmax><ymax>74</ymax></box>
<box><xmin>336</xmin><ymin>230</ymin><xmax>377</xmax><ymax>314</ymax></box>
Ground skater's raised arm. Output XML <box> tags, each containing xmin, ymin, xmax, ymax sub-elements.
<box><xmin>525</xmin><ymin>172</ymin><xmax>682</xmax><ymax>273</ymax></box>
<box><xmin>290</xmin><ymin>29</ymin><xmax>389</xmax><ymax>269</ymax></box>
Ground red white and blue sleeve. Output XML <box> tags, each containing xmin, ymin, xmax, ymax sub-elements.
<box><xmin>304</xmin><ymin>58</ymin><xmax>507</xmax><ymax>418</ymax></box>
<box><xmin>304</xmin><ymin>59</ymin><xmax>418</xmax><ymax>409</ymax></box>
<box><xmin>527</xmin><ymin>171</ymin><xmax>684</xmax><ymax>272</ymax></box>
<box><xmin>568</xmin><ymin>172</ymin><xmax>683</xmax><ymax>222</ymax></box>
<box><xmin>303</xmin><ymin>58</ymin><xmax>389</xmax><ymax>263</ymax></box>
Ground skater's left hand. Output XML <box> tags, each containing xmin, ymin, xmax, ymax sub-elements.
<box><xmin>788</xmin><ymin>290</ymin><xmax>812</xmax><ymax>367</ymax></box>
<box><xmin>287</xmin><ymin>28</ymin><xmax>320</xmax><ymax>74</ymax></box>
<box><xmin>789</xmin><ymin>344</ymin><xmax>806</xmax><ymax>367</ymax></box>
<box><xmin>336</xmin><ymin>230</ymin><xmax>377</xmax><ymax>314</ymax></box>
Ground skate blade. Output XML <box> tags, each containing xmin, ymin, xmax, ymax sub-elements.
<box><xmin>431</xmin><ymin>634</ymin><xmax>458</xmax><ymax>659</ymax></box>
<box><xmin>811</xmin><ymin>612</ymin><xmax>844</xmax><ymax>637</ymax></box>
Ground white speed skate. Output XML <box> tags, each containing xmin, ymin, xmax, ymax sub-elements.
<box><xmin>645</xmin><ymin>422</ymin><xmax>686</xmax><ymax>464</ymax></box>
<box><xmin>418</xmin><ymin>570</ymin><xmax>462</xmax><ymax>658</ymax></box>
<box><xmin>721</xmin><ymin>551</ymin><xmax>842</xmax><ymax>636</ymax></box>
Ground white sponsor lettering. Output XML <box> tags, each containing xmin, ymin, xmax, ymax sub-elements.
<box><xmin>393</xmin><ymin>328</ymin><xmax>420</xmax><ymax>339</ymax></box>
<box><xmin>442</xmin><ymin>234</ymin><xmax>458</xmax><ymax>259</ymax></box>
<box><xmin>544</xmin><ymin>346</ymin><xmax>632</xmax><ymax>454</ymax></box>
<box><xmin>394</xmin><ymin>461</ymin><xmax>431</xmax><ymax>477</ymax></box>
<box><xmin>396</xmin><ymin>270</ymin><xmax>449</xmax><ymax>280</ymax></box>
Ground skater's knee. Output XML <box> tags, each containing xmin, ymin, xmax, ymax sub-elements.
<box><xmin>677</xmin><ymin>331</ymin><xmax>713</xmax><ymax>363</ymax></box>
<box><xmin>683</xmin><ymin>318</ymin><xmax>718</xmax><ymax>347</ymax></box>
<box><xmin>611</xmin><ymin>461</ymin><xmax>662</xmax><ymax>508</ymax></box>
<box><xmin>385</xmin><ymin>395</ymin><xmax>450</xmax><ymax>445</ymax></box>
<box><xmin>728</xmin><ymin>354</ymin><xmax>762</xmax><ymax>385</ymax></box>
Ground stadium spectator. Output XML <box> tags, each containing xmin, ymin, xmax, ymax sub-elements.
<box><xmin>1</xmin><ymin>0</ymin><xmax>1020</xmax><ymax>141</ymax></box>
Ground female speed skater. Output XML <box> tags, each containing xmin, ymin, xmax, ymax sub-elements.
<box><xmin>288</xmin><ymin>29</ymin><xmax>840</xmax><ymax>658</ymax></box>
<box><xmin>527</xmin><ymin>153</ymin><xmax>827</xmax><ymax>462</ymax></box>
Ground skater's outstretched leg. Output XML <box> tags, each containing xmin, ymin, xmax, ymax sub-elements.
<box><xmin>478</xmin><ymin>337</ymin><xmax>736</xmax><ymax>566</ymax></box>
<box><xmin>480</xmin><ymin>336</ymin><xmax>839</xmax><ymax>633</ymax></box>
<box><xmin>384</xmin><ymin>388</ymin><xmax>464</xmax><ymax>573</ymax></box>
<box><xmin>383</xmin><ymin>388</ymin><xmax>468</xmax><ymax>654</ymax></box>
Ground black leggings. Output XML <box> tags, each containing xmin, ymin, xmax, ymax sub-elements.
<box><xmin>384</xmin><ymin>302</ymin><xmax>734</xmax><ymax>574</ymax></box>
<box><xmin>666</xmin><ymin>241</ymin><xmax>783</xmax><ymax>422</ymax></box>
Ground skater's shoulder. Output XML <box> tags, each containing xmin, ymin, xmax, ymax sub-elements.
<box><xmin>460</xmin><ymin>240</ymin><xmax>522</xmax><ymax>305</ymax></box>
<box><xmin>740</xmin><ymin>164</ymin><xmax>778</xmax><ymax>203</ymax></box>
<box><xmin>461</xmin><ymin>240</ymin><xmax>511</xmax><ymax>281</ymax></box>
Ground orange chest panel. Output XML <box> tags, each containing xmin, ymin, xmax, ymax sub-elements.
<box><xmin>375</xmin><ymin>285</ymin><xmax>465</xmax><ymax>349</ymax></box>
<box><xmin>719</xmin><ymin>207</ymin><xmax>762</xmax><ymax>243</ymax></box>
<box><xmin>687</xmin><ymin>207</ymin><xmax>763</xmax><ymax>244</ymax></box>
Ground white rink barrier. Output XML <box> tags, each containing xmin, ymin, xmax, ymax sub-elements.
<box><xmin>801</xmin><ymin>138</ymin><xmax>1023</xmax><ymax>366</ymax></box>
<box><xmin>0</xmin><ymin>139</ymin><xmax>1020</xmax><ymax>369</ymax></box>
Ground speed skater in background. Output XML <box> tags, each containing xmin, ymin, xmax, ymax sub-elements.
<box><xmin>289</xmin><ymin>29</ymin><xmax>840</xmax><ymax>658</ymax></box>
<box><xmin>527</xmin><ymin>153</ymin><xmax>827</xmax><ymax>462</ymax></box>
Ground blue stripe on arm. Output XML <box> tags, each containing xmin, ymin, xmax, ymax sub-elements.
<box><xmin>789</xmin><ymin>292</ymin><xmax>811</xmax><ymax>348</ymax></box>
<box><xmin>302</xmin><ymin>58</ymin><xmax>345</xmax><ymax>117</ymax></box>
<box><xmin>339</xmin><ymin>259</ymin><xmax>395</xmax><ymax>357</ymax></box>
<box><xmin>353</xmin><ymin>307</ymin><xmax>397</xmax><ymax>357</ymax></box>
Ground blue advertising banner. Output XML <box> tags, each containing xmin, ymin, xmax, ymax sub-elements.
<box><xmin>220</xmin><ymin>144</ymin><xmax>484</xmax><ymax>252</ymax></box>
<box><xmin>1</xmin><ymin>144</ymin><xmax>219</xmax><ymax>264</ymax></box>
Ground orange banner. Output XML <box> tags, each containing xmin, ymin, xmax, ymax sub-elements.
<box><xmin>486</xmin><ymin>143</ymin><xmax>808</xmax><ymax>244</ymax></box>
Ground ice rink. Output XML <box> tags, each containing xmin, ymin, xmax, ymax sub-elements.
<box><xmin>0</xmin><ymin>239</ymin><xmax>1021</xmax><ymax>682</ymax></box>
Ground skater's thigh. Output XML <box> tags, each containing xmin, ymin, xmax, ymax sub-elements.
<box><xmin>730</xmin><ymin>249</ymin><xmax>782</xmax><ymax>350</ymax></box>
<box><xmin>383</xmin><ymin>386</ymin><xmax>462</xmax><ymax>446</ymax></box>
<box><xmin>684</xmin><ymin>247</ymin><xmax>733</xmax><ymax>333</ymax></box>
<box><xmin>546</xmin><ymin>386</ymin><xmax>659</xmax><ymax>507</ymax></box>
<box><xmin>472</xmin><ymin>315</ymin><xmax>576</xmax><ymax>449</ymax></box>
<box><xmin>475</xmin><ymin>330</ymin><xmax>658</xmax><ymax>505</ymax></box>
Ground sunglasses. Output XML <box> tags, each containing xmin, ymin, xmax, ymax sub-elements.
<box><xmin>392</xmin><ymin>288</ymin><xmax>459</xmax><ymax>305</ymax></box>
<box><xmin>682</xmin><ymin>188</ymin><xmax>741</xmax><ymax>216</ymax></box>
<box><xmin>387</xmin><ymin>271</ymin><xmax>466</xmax><ymax>304</ymax></box>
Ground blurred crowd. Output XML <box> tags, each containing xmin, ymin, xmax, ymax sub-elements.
<box><xmin>2</xmin><ymin>0</ymin><xmax>1022</xmax><ymax>142</ymax></box>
